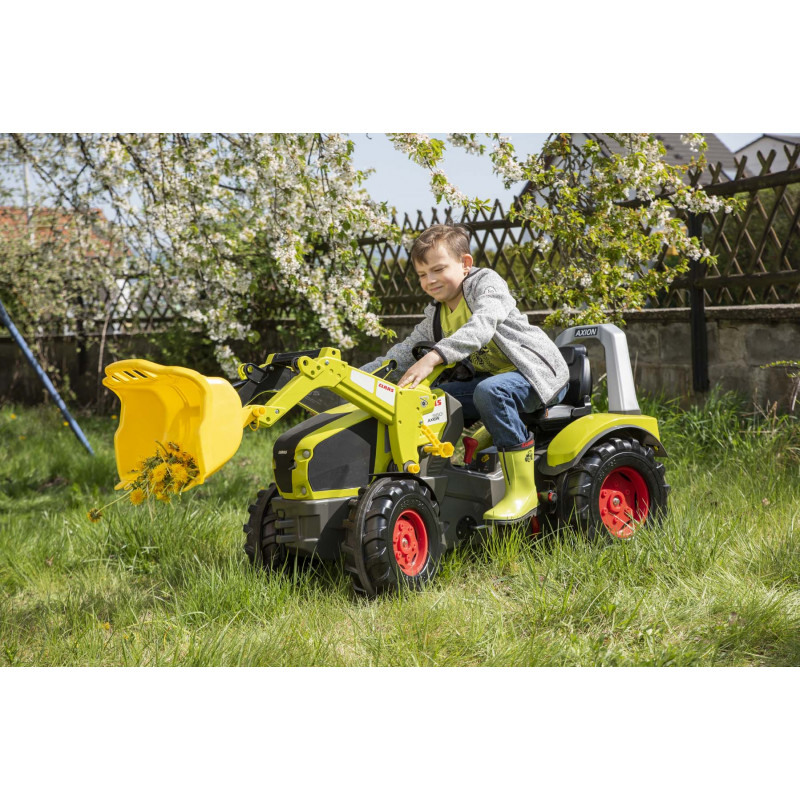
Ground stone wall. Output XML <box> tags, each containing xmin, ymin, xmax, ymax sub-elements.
<box><xmin>2</xmin><ymin>305</ymin><xmax>799</xmax><ymax>410</ymax></box>
<box><xmin>625</xmin><ymin>306</ymin><xmax>799</xmax><ymax>409</ymax></box>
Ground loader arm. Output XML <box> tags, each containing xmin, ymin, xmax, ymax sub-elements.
<box><xmin>104</xmin><ymin>349</ymin><xmax>454</xmax><ymax>490</ymax></box>
<box><xmin>244</xmin><ymin>348</ymin><xmax>453</xmax><ymax>473</ymax></box>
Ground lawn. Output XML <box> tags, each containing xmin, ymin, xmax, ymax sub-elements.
<box><xmin>2</xmin><ymin>390</ymin><xmax>800</xmax><ymax>666</ymax></box>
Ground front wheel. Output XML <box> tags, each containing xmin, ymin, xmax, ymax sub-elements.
<box><xmin>557</xmin><ymin>437</ymin><xmax>669</xmax><ymax>540</ymax></box>
<box><xmin>342</xmin><ymin>477</ymin><xmax>443</xmax><ymax>598</ymax></box>
<box><xmin>243</xmin><ymin>484</ymin><xmax>290</xmax><ymax>571</ymax></box>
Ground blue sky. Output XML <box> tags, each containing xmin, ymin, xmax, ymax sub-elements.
<box><xmin>350</xmin><ymin>133</ymin><xmax>766</xmax><ymax>219</ymax></box>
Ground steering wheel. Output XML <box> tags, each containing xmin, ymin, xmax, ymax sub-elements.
<box><xmin>411</xmin><ymin>341</ymin><xmax>438</xmax><ymax>361</ymax></box>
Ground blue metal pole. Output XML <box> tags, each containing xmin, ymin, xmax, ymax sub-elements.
<box><xmin>0</xmin><ymin>298</ymin><xmax>95</xmax><ymax>456</ymax></box>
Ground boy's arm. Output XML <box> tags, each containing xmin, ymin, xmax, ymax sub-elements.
<box><xmin>431</xmin><ymin>270</ymin><xmax>516</xmax><ymax>365</ymax></box>
<box><xmin>359</xmin><ymin>305</ymin><xmax>437</xmax><ymax>376</ymax></box>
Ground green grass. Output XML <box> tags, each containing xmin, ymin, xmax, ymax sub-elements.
<box><xmin>2</xmin><ymin>391</ymin><xmax>800</xmax><ymax>666</ymax></box>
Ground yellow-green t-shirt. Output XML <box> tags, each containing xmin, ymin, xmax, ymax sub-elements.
<box><xmin>440</xmin><ymin>297</ymin><xmax>515</xmax><ymax>375</ymax></box>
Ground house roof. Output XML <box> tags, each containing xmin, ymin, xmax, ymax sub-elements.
<box><xmin>734</xmin><ymin>133</ymin><xmax>800</xmax><ymax>154</ymax></box>
<box><xmin>0</xmin><ymin>206</ymin><xmax>123</xmax><ymax>258</ymax></box>
<box><xmin>516</xmin><ymin>133</ymin><xmax>739</xmax><ymax>200</ymax></box>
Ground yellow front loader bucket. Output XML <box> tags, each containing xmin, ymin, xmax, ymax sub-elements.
<box><xmin>103</xmin><ymin>359</ymin><xmax>246</xmax><ymax>490</ymax></box>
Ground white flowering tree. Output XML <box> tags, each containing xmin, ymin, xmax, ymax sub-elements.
<box><xmin>0</xmin><ymin>134</ymin><xmax>402</xmax><ymax>372</ymax></box>
<box><xmin>0</xmin><ymin>132</ymin><xmax>734</xmax><ymax>375</ymax></box>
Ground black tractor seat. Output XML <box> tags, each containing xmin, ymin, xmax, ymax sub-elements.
<box><xmin>522</xmin><ymin>344</ymin><xmax>593</xmax><ymax>433</ymax></box>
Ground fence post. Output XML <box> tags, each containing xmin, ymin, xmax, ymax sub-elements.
<box><xmin>688</xmin><ymin>212</ymin><xmax>709</xmax><ymax>393</ymax></box>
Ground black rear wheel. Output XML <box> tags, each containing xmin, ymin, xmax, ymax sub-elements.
<box><xmin>243</xmin><ymin>484</ymin><xmax>290</xmax><ymax>570</ymax></box>
<box><xmin>341</xmin><ymin>477</ymin><xmax>443</xmax><ymax>598</ymax></box>
<box><xmin>557</xmin><ymin>437</ymin><xmax>669</xmax><ymax>540</ymax></box>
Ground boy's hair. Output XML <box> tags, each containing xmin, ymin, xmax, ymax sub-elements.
<box><xmin>409</xmin><ymin>224</ymin><xmax>471</xmax><ymax>267</ymax></box>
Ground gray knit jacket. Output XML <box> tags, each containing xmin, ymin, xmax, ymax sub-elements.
<box><xmin>361</xmin><ymin>267</ymin><xmax>570</xmax><ymax>405</ymax></box>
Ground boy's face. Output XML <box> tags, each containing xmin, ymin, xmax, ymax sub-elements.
<box><xmin>413</xmin><ymin>244</ymin><xmax>473</xmax><ymax>310</ymax></box>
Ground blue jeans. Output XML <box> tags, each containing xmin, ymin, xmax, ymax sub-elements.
<box><xmin>438</xmin><ymin>371</ymin><xmax>567</xmax><ymax>450</ymax></box>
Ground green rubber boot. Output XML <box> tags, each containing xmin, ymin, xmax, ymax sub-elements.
<box><xmin>483</xmin><ymin>441</ymin><xmax>538</xmax><ymax>524</ymax></box>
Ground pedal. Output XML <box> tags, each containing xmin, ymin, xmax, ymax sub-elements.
<box><xmin>538</xmin><ymin>490</ymin><xmax>558</xmax><ymax>506</ymax></box>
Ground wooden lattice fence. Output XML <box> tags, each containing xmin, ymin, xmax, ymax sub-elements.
<box><xmin>363</xmin><ymin>143</ymin><xmax>800</xmax><ymax>316</ymax></box>
<box><xmin>661</xmin><ymin>144</ymin><xmax>800</xmax><ymax>308</ymax></box>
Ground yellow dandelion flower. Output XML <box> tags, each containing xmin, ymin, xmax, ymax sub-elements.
<box><xmin>150</xmin><ymin>462</ymin><xmax>169</xmax><ymax>484</ymax></box>
<box><xmin>170</xmin><ymin>463</ymin><xmax>189</xmax><ymax>487</ymax></box>
<box><xmin>10</xmin><ymin>414</ymin><xmax>17</xmax><ymax>420</ymax></box>
<box><xmin>87</xmin><ymin>508</ymin><xmax>103</xmax><ymax>523</ymax></box>
<box><xmin>125</xmin><ymin>444</ymin><xmax>199</xmax><ymax>507</ymax></box>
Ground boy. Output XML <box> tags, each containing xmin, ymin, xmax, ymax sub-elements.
<box><xmin>361</xmin><ymin>224</ymin><xmax>570</xmax><ymax>525</ymax></box>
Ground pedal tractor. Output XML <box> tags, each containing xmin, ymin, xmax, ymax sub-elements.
<box><xmin>104</xmin><ymin>324</ymin><xmax>669</xmax><ymax>598</ymax></box>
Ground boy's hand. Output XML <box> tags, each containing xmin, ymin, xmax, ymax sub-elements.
<box><xmin>397</xmin><ymin>351</ymin><xmax>444</xmax><ymax>389</ymax></box>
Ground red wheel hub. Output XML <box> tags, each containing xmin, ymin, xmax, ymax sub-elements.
<box><xmin>599</xmin><ymin>467</ymin><xmax>650</xmax><ymax>538</ymax></box>
<box><xmin>392</xmin><ymin>509</ymin><xmax>428</xmax><ymax>576</ymax></box>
